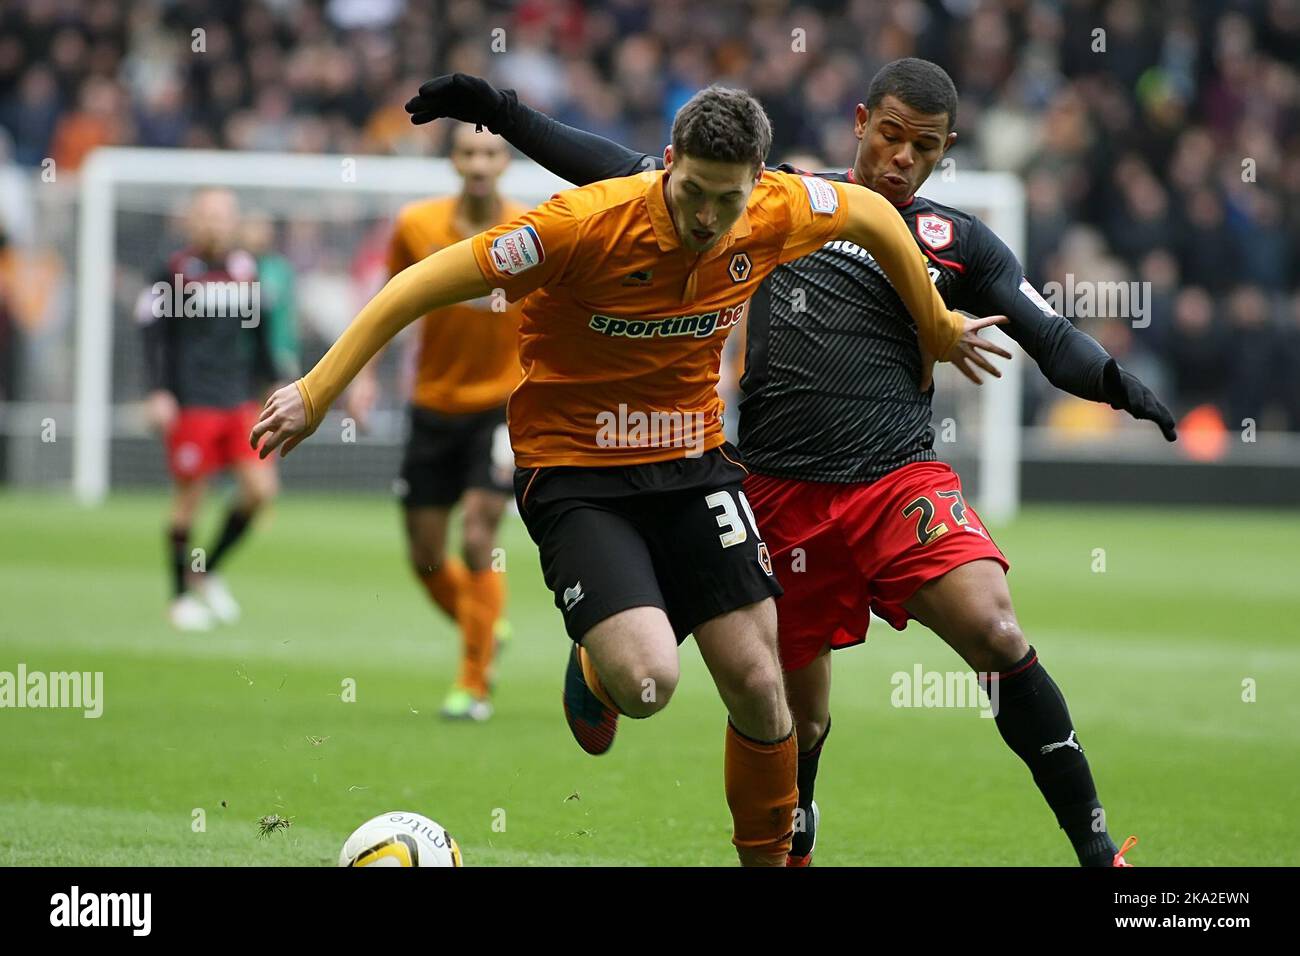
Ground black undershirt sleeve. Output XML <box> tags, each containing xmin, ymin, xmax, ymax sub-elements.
<box><xmin>494</xmin><ymin>90</ymin><xmax>661</xmax><ymax>186</ymax></box>
<box><xmin>958</xmin><ymin>220</ymin><xmax>1111</xmax><ymax>402</ymax></box>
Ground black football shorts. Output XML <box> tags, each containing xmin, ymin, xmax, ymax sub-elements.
<box><xmin>514</xmin><ymin>443</ymin><xmax>781</xmax><ymax>642</ymax></box>
<box><xmin>398</xmin><ymin>403</ymin><xmax>513</xmax><ymax>508</ymax></box>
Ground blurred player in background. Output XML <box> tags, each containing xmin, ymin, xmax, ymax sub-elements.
<box><xmin>138</xmin><ymin>188</ymin><xmax>296</xmax><ymax>631</ymax></box>
<box><xmin>346</xmin><ymin>126</ymin><xmax>525</xmax><ymax>721</ymax></box>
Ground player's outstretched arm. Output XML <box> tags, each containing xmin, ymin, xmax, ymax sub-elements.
<box><xmin>405</xmin><ymin>73</ymin><xmax>657</xmax><ymax>187</ymax></box>
<box><xmin>960</xmin><ymin>221</ymin><xmax>1177</xmax><ymax>441</ymax></box>
<box><xmin>250</xmin><ymin>240</ymin><xmax>490</xmax><ymax>459</ymax></box>
<box><xmin>836</xmin><ymin>185</ymin><xmax>1005</xmax><ymax>366</ymax></box>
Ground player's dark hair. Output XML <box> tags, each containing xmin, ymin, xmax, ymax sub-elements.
<box><xmin>866</xmin><ymin>58</ymin><xmax>958</xmax><ymax>131</ymax></box>
<box><xmin>671</xmin><ymin>86</ymin><xmax>772</xmax><ymax>173</ymax></box>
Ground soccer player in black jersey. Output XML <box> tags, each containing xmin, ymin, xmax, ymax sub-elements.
<box><xmin>405</xmin><ymin>60</ymin><xmax>1174</xmax><ymax>866</ymax></box>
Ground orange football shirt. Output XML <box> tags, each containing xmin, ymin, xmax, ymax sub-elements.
<box><xmin>390</xmin><ymin>196</ymin><xmax>527</xmax><ymax>414</ymax></box>
<box><xmin>470</xmin><ymin>169</ymin><xmax>850</xmax><ymax>467</ymax></box>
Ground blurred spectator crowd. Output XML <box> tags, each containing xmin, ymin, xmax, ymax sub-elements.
<box><xmin>1</xmin><ymin>0</ymin><xmax>1298</xmax><ymax>432</ymax></box>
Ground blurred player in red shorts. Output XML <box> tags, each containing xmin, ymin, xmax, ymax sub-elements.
<box><xmin>137</xmin><ymin>188</ymin><xmax>297</xmax><ymax>631</ymax></box>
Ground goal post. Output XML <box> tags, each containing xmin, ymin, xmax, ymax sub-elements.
<box><xmin>71</xmin><ymin>148</ymin><xmax>1024</xmax><ymax>519</ymax></box>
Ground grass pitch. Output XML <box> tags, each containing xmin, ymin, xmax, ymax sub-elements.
<box><xmin>1</xmin><ymin>492</ymin><xmax>1297</xmax><ymax>865</ymax></box>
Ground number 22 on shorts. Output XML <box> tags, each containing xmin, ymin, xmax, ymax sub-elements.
<box><xmin>902</xmin><ymin>489</ymin><xmax>969</xmax><ymax>546</ymax></box>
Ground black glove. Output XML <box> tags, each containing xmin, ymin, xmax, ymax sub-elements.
<box><xmin>1102</xmin><ymin>358</ymin><xmax>1177</xmax><ymax>442</ymax></box>
<box><xmin>404</xmin><ymin>73</ymin><xmax>513</xmax><ymax>131</ymax></box>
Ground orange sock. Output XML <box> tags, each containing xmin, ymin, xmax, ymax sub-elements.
<box><xmin>454</xmin><ymin>569</ymin><xmax>503</xmax><ymax>698</ymax></box>
<box><xmin>416</xmin><ymin>557</ymin><xmax>469</xmax><ymax>622</ymax></box>
<box><xmin>724</xmin><ymin>720</ymin><xmax>798</xmax><ymax>867</ymax></box>
<box><xmin>577</xmin><ymin>644</ymin><xmax>621</xmax><ymax>713</ymax></box>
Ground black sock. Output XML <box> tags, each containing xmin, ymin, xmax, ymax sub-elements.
<box><xmin>168</xmin><ymin>525</ymin><xmax>190</xmax><ymax>597</ymax></box>
<box><xmin>206</xmin><ymin>507</ymin><xmax>254</xmax><ymax>572</ymax></box>
<box><xmin>984</xmin><ymin>647</ymin><xmax>1117</xmax><ymax>867</ymax></box>
<box><xmin>791</xmin><ymin>717</ymin><xmax>830</xmax><ymax>857</ymax></box>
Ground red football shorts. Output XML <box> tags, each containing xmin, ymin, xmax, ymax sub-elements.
<box><xmin>743</xmin><ymin>461</ymin><xmax>1009</xmax><ymax>672</ymax></box>
<box><xmin>166</xmin><ymin>401</ymin><xmax>268</xmax><ymax>481</ymax></box>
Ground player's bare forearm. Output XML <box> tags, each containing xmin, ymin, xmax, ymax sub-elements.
<box><xmin>250</xmin><ymin>240</ymin><xmax>490</xmax><ymax>458</ymax></box>
<box><xmin>837</xmin><ymin>187</ymin><xmax>965</xmax><ymax>360</ymax></box>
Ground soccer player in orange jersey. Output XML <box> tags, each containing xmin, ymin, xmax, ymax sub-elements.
<box><xmin>346</xmin><ymin>126</ymin><xmax>525</xmax><ymax>721</ymax></box>
<box><xmin>252</xmin><ymin>87</ymin><xmax>1001</xmax><ymax>866</ymax></box>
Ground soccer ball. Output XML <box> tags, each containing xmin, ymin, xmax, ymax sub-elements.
<box><xmin>338</xmin><ymin>811</ymin><xmax>463</xmax><ymax>867</ymax></box>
